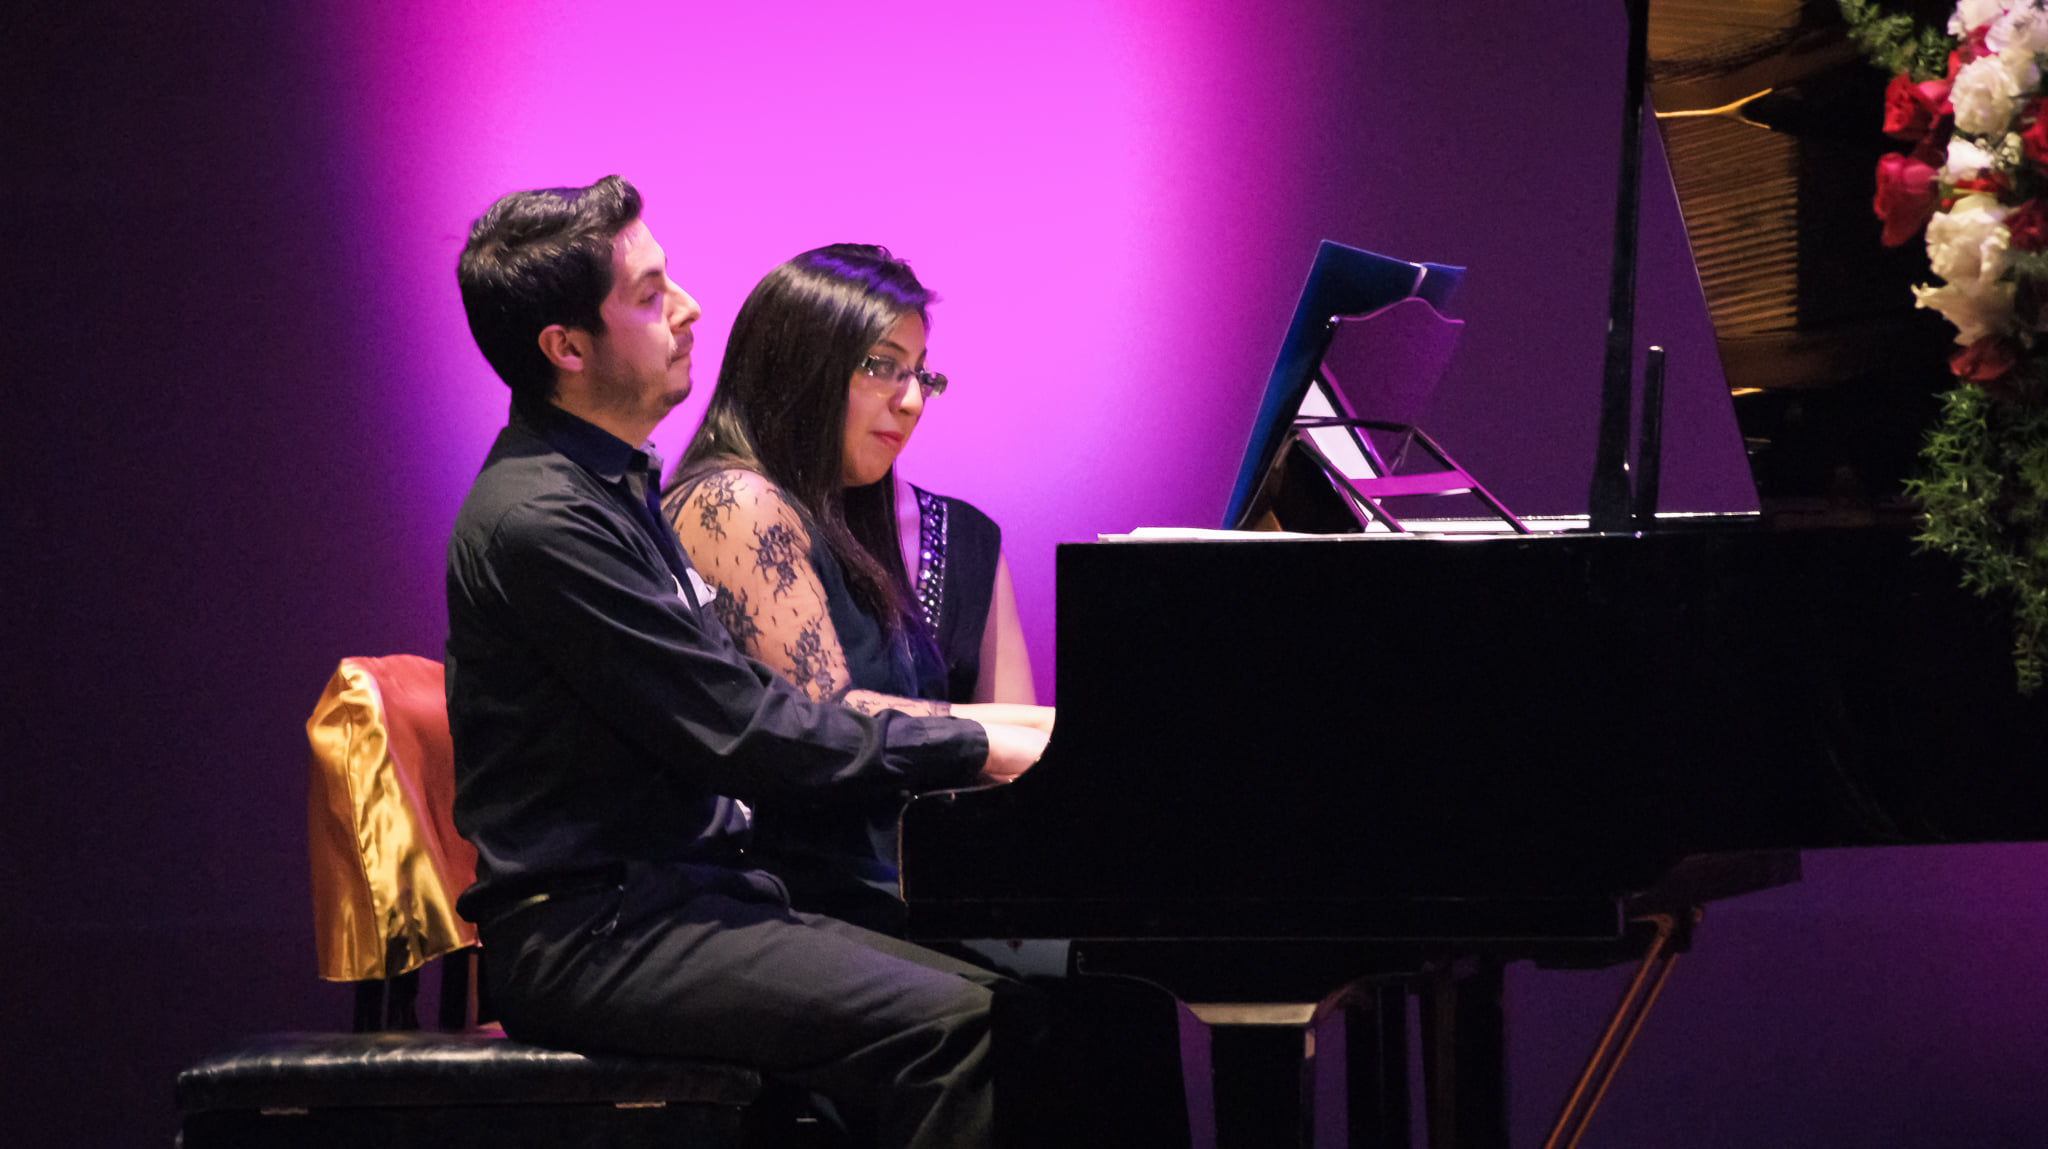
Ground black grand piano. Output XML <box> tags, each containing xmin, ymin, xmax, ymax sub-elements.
<box><xmin>901</xmin><ymin>5</ymin><xmax>2048</xmax><ymax>1148</ymax></box>
<box><xmin>904</xmin><ymin>528</ymin><xmax>2048</xmax><ymax>1146</ymax></box>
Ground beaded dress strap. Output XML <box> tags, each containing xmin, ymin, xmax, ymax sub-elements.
<box><xmin>910</xmin><ymin>485</ymin><xmax>948</xmax><ymax>632</ymax></box>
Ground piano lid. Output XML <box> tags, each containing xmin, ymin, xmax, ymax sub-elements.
<box><xmin>1647</xmin><ymin>0</ymin><xmax>1956</xmax><ymax>516</ymax></box>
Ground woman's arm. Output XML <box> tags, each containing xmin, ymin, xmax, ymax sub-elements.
<box><xmin>666</xmin><ymin>469</ymin><xmax>949</xmax><ymax>717</ymax></box>
<box><xmin>973</xmin><ymin>553</ymin><xmax>1037</xmax><ymax>705</ymax></box>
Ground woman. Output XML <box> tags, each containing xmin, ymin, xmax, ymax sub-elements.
<box><xmin>663</xmin><ymin>243</ymin><xmax>1050</xmax><ymax>934</ymax></box>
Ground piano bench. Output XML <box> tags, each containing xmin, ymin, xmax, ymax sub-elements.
<box><xmin>174</xmin><ymin>1030</ymin><xmax>789</xmax><ymax>1149</ymax></box>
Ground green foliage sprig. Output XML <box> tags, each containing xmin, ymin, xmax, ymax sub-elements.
<box><xmin>1903</xmin><ymin>385</ymin><xmax>2048</xmax><ymax>692</ymax></box>
<box><xmin>1839</xmin><ymin>0</ymin><xmax>1959</xmax><ymax>78</ymax></box>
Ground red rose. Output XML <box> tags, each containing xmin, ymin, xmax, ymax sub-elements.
<box><xmin>1884</xmin><ymin>73</ymin><xmax>1953</xmax><ymax>144</ymax></box>
<box><xmin>1874</xmin><ymin>152</ymin><xmax>1941</xmax><ymax>247</ymax></box>
<box><xmin>1951</xmin><ymin>336</ymin><xmax>2021</xmax><ymax>392</ymax></box>
<box><xmin>2011</xmin><ymin>200</ymin><xmax>2048</xmax><ymax>253</ymax></box>
<box><xmin>2023</xmin><ymin>101</ymin><xmax>2048</xmax><ymax>175</ymax></box>
<box><xmin>1962</xmin><ymin>26</ymin><xmax>1992</xmax><ymax>66</ymax></box>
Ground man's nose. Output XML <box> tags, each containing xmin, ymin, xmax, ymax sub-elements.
<box><xmin>669</xmin><ymin>282</ymin><xmax>701</xmax><ymax>327</ymax></box>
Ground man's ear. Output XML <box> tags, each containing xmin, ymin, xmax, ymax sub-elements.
<box><xmin>538</xmin><ymin>324</ymin><xmax>592</xmax><ymax>374</ymax></box>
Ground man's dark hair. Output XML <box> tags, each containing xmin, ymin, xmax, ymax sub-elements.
<box><xmin>670</xmin><ymin>244</ymin><xmax>935</xmax><ymax>634</ymax></box>
<box><xmin>457</xmin><ymin>175</ymin><xmax>643</xmax><ymax>402</ymax></box>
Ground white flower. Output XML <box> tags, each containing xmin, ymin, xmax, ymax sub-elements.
<box><xmin>1927</xmin><ymin>193</ymin><xmax>2013</xmax><ymax>288</ymax></box>
<box><xmin>2003</xmin><ymin>1</ymin><xmax>2048</xmax><ymax>54</ymax></box>
<box><xmin>1954</xmin><ymin>131</ymin><xmax>2028</xmax><ymax>181</ymax></box>
<box><xmin>1914</xmin><ymin>279</ymin><xmax>2018</xmax><ymax>345</ymax></box>
<box><xmin>1984</xmin><ymin>0</ymin><xmax>2048</xmax><ymax>78</ymax></box>
<box><xmin>1945</xmin><ymin>136</ymin><xmax>2002</xmax><ymax>183</ymax></box>
<box><xmin>1954</xmin><ymin>53</ymin><xmax>2025</xmax><ymax>135</ymax></box>
<box><xmin>1998</xmin><ymin>33</ymin><xmax>2043</xmax><ymax>91</ymax></box>
<box><xmin>1956</xmin><ymin>0</ymin><xmax>2014</xmax><ymax>39</ymax></box>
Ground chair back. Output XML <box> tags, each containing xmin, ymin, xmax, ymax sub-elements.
<box><xmin>176</xmin><ymin>656</ymin><xmax>769</xmax><ymax>1149</ymax></box>
<box><xmin>307</xmin><ymin>655</ymin><xmax>478</xmax><ymax>983</ymax></box>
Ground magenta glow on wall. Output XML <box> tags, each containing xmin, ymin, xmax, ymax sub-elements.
<box><xmin>317</xmin><ymin>0</ymin><xmax>1751</xmax><ymax>702</ymax></box>
<box><xmin>320</xmin><ymin>1</ymin><xmax>1242</xmax><ymax>700</ymax></box>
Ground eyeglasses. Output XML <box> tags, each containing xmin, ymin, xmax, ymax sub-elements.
<box><xmin>857</xmin><ymin>354</ymin><xmax>948</xmax><ymax>398</ymax></box>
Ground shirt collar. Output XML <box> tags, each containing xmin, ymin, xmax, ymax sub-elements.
<box><xmin>513</xmin><ymin>398</ymin><xmax>661</xmax><ymax>486</ymax></box>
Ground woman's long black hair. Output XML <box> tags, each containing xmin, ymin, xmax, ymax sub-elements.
<box><xmin>667</xmin><ymin>244</ymin><xmax>934</xmax><ymax>635</ymax></box>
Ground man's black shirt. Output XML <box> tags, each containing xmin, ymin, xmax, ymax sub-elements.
<box><xmin>445</xmin><ymin>400</ymin><xmax>987</xmax><ymax>923</ymax></box>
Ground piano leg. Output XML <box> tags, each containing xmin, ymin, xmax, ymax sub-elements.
<box><xmin>1178</xmin><ymin>1003</ymin><xmax>1316</xmax><ymax>1148</ymax></box>
<box><xmin>1304</xmin><ymin>982</ymin><xmax>1411</xmax><ymax>1149</ymax></box>
<box><xmin>1177</xmin><ymin>980</ymin><xmax>1419</xmax><ymax>1149</ymax></box>
<box><xmin>1419</xmin><ymin>958</ymin><xmax>1508</xmax><ymax>1149</ymax></box>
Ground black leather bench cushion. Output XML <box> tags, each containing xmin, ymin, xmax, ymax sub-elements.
<box><xmin>177</xmin><ymin>1103</ymin><xmax>752</xmax><ymax>1149</ymax></box>
<box><xmin>176</xmin><ymin>1031</ymin><xmax>764</xmax><ymax>1112</ymax></box>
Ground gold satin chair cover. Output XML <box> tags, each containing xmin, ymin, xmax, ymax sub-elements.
<box><xmin>307</xmin><ymin>655</ymin><xmax>479</xmax><ymax>981</ymax></box>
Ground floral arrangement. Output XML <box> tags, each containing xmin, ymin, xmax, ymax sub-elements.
<box><xmin>1857</xmin><ymin>0</ymin><xmax>2048</xmax><ymax>693</ymax></box>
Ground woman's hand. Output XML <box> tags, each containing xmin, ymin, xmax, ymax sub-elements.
<box><xmin>954</xmin><ymin>702</ymin><xmax>1055</xmax><ymax>734</ymax></box>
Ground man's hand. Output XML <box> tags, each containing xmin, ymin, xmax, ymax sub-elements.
<box><xmin>976</xmin><ymin>722</ymin><xmax>1048</xmax><ymax>786</ymax></box>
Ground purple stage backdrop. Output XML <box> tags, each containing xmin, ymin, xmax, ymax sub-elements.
<box><xmin>2</xmin><ymin>1</ymin><xmax>2041</xmax><ymax>1146</ymax></box>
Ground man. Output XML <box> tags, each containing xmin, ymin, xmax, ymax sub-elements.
<box><xmin>445</xmin><ymin>175</ymin><xmax>1047</xmax><ymax>1149</ymax></box>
